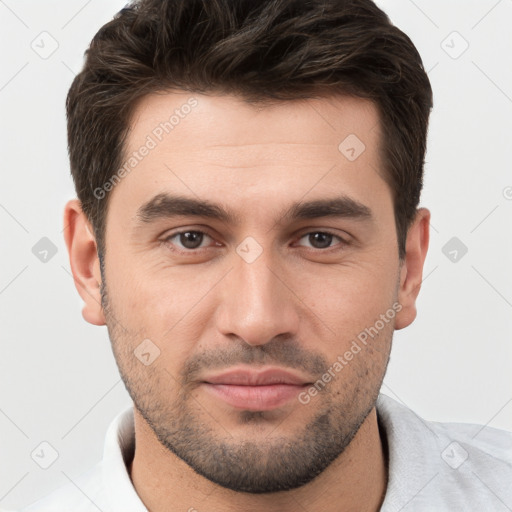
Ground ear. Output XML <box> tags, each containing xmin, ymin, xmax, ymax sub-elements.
<box><xmin>63</xmin><ymin>199</ymin><xmax>106</xmax><ymax>326</ymax></box>
<box><xmin>395</xmin><ymin>208</ymin><xmax>430</xmax><ymax>330</ymax></box>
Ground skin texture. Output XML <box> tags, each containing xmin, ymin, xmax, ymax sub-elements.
<box><xmin>64</xmin><ymin>92</ymin><xmax>430</xmax><ymax>512</ymax></box>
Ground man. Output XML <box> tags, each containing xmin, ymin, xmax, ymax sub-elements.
<box><xmin>21</xmin><ymin>0</ymin><xmax>511</xmax><ymax>510</ymax></box>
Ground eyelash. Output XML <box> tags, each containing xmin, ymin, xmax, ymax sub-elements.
<box><xmin>160</xmin><ymin>229</ymin><xmax>349</xmax><ymax>254</ymax></box>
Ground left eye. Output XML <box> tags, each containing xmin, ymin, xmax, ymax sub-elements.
<box><xmin>296</xmin><ymin>232</ymin><xmax>343</xmax><ymax>249</ymax></box>
<box><xmin>165</xmin><ymin>231</ymin><xmax>213</xmax><ymax>250</ymax></box>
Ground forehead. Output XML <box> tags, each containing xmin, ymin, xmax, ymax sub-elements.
<box><xmin>109</xmin><ymin>91</ymin><xmax>389</xmax><ymax>224</ymax></box>
<box><xmin>126</xmin><ymin>91</ymin><xmax>381</xmax><ymax>153</ymax></box>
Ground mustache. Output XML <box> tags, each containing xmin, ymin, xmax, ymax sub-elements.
<box><xmin>182</xmin><ymin>336</ymin><xmax>328</xmax><ymax>383</ymax></box>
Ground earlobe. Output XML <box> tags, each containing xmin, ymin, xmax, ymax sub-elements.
<box><xmin>63</xmin><ymin>199</ymin><xmax>106</xmax><ymax>326</ymax></box>
<box><xmin>395</xmin><ymin>208</ymin><xmax>430</xmax><ymax>330</ymax></box>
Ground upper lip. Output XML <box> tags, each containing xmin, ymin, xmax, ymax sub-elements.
<box><xmin>202</xmin><ymin>367</ymin><xmax>311</xmax><ymax>386</ymax></box>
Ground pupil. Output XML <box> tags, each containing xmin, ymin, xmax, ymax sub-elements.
<box><xmin>181</xmin><ymin>231</ymin><xmax>203</xmax><ymax>249</ymax></box>
<box><xmin>310</xmin><ymin>232</ymin><xmax>332</xmax><ymax>249</ymax></box>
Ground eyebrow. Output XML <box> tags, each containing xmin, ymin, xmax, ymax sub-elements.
<box><xmin>135</xmin><ymin>193</ymin><xmax>372</xmax><ymax>226</ymax></box>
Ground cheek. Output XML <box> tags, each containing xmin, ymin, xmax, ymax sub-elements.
<box><xmin>105</xmin><ymin>261</ymin><xmax>222</xmax><ymax>368</ymax></box>
<box><xmin>296</xmin><ymin>261</ymin><xmax>399</xmax><ymax>342</ymax></box>
<box><xmin>107</xmin><ymin>253</ymin><xmax>203</xmax><ymax>321</ymax></box>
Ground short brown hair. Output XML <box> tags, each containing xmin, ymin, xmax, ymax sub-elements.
<box><xmin>66</xmin><ymin>0</ymin><xmax>433</xmax><ymax>259</ymax></box>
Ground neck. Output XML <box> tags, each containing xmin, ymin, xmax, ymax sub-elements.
<box><xmin>129</xmin><ymin>407</ymin><xmax>388</xmax><ymax>512</ymax></box>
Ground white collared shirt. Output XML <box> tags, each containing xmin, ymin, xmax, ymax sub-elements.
<box><xmin>20</xmin><ymin>394</ymin><xmax>512</xmax><ymax>511</ymax></box>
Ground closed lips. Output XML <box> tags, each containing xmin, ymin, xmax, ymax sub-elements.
<box><xmin>200</xmin><ymin>368</ymin><xmax>313</xmax><ymax>411</ymax></box>
<box><xmin>202</xmin><ymin>368</ymin><xmax>312</xmax><ymax>386</ymax></box>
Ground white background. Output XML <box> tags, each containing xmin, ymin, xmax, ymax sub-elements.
<box><xmin>1</xmin><ymin>0</ymin><xmax>511</xmax><ymax>509</ymax></box>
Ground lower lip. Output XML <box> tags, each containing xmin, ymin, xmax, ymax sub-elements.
<box><xmin>202</xmin><ymin>383</ymin><xmax>307</xmax><ymax>411</ymax></box>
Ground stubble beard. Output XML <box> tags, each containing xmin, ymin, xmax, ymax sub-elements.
<box><xmin>100</xmin><ymin>275</ymin><xmax>392</xmax><ymax>494</ymax></box>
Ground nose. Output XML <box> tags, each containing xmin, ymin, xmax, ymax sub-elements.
<box><xmin>215</xmin><ymin>245</ymin><xmax>300</xmax><ymax>347</ymax></box>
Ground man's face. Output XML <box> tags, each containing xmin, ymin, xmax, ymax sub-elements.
<box><xmin>101</xmin><ymin>92</ymin><xmax>401</xmax><ymax>492</ymax></box>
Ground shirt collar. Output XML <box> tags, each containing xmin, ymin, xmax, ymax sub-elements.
<box><xmin>101</xmin><ymin>406</ymin><xmax>147</xmax><ymax>511</ymax></box>
<box><xmin>376</xmin><ymin>393</ymin><xmax>444</xmax><ymax>510</ymax></box>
